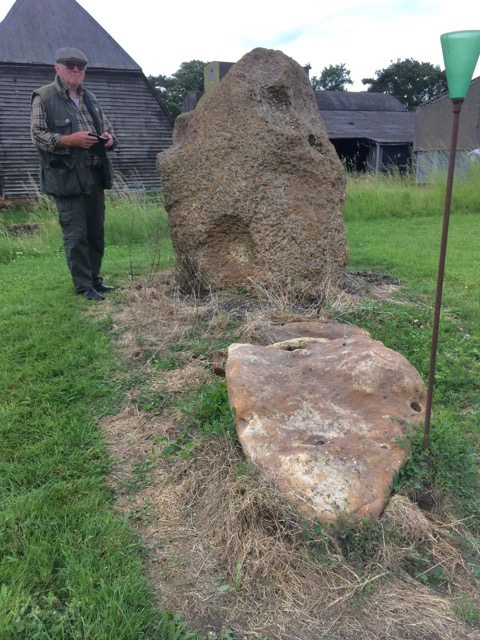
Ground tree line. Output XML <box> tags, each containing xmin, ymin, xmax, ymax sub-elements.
<box><xmin>149</xmin><ymin>58</ymin><xmax>448</xmax><ymax>119</ymax></box>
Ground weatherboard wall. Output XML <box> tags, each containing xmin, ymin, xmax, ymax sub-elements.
<box><xmin>0</xmin><ymin>64</ymin><xmax>174</xmax><ymax>198</ymax></box>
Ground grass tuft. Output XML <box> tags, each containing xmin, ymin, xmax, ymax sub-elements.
<box><xmin>1</xmin><ymin>172</ymin><xmax>479</xmax><ymax>639</ymax></box>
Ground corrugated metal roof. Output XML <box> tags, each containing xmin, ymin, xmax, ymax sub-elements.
<box><xmin>314</xmin><ymin>91</ymin><xmax>414</xmax><ymax>144</ymax></box>
<box><xmin>415</xmin><ymin>76</ymin><xmax>479</xmax><ymax>113</ymax></box>
<box><xmin>315</xmin><ymin>91</ymin><xmax>407</xmax><ymax>112</ymax></box>
<box><xmin>414</xmin><ymin>76</ymin><xmax>480</xmax><ymax>151</ymax></box>
<box><xmin>321</xmin><ymin>110</ymin><xmax>415</xmax><ymax>144</ymax></box>
<box><xmin>0</xmin><ymin>0</ymin><xmax>140</xmax><ymax>70</ymax></box>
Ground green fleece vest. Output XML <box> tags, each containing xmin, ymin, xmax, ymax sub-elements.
<box><xmin>32</xmin><ymin>81</ymin><xmax>113</xmax><ymax>196</ymax></box>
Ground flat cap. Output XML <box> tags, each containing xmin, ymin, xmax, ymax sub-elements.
<box><xmin>55</xmin><ymin>47</ymin><xmax>88</xmax><ymax>64</ymax></box>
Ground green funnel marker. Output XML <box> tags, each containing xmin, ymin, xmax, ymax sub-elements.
<box><xmin>441</xmin><ymin>30</ymin><xmax>480</xmax><ymax>99</ymax></box>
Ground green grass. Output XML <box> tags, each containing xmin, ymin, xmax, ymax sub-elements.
<box><xmin>346</xmin><ymin>213</ymin><xmax>480</xmax><ymax>323</ymax></box>
<box><xmin>0</xmin><ymin>173</ymin><xmax>479</xmax><ymax>638</ymax></box>
<box><xmin>0</xmin><ymin>195</ymin><xmax>173</xmax><ymax>275</ymax></box>
<box><xmin>0</xmin><ymin>245</ymin><xmax>167</xmax><ymax>638</ymax></box>
<box><xmin>0</xmin><ymin>203</ymin><xmax>219</xmax><ymax>639</ymax></box>
<box><xmin>341</xmin><ymin>170</ymin><xmax>480</xmax><ymax>531</ymax></box>
<box><xmin>344</xmin><ymin>167</ymin><xmax>480</xmax><ymax>323</ymax></box>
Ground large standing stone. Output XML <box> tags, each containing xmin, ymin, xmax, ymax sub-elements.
<box><xmin>157</xmin><ymin>48</ymin><xmax>348</xmax><ymax>300</ymax></box>
<box><xmin>225</xmin><ymin>332</ymin><xmax>427</xmax><ymax>523</ymax></box>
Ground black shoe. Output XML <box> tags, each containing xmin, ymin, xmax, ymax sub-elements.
<box><xmin>94</xmin><ymin>283</ymin><xmax>116</xmax><ymax>293</ymax></box>
<box><xmin>81</xmin><ymin>288</ymin><xmax>105</xmax><ymax>301</ymax></box>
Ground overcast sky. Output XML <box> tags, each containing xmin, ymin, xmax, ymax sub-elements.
<box><xmin>1</xmin><ymin>0</ymin><xmax>479</xmax><ymax>90</ymax></box>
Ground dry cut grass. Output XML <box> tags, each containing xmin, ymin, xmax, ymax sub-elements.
<box><xmin>100</xmin><ymin>271</ymin><xmax>479</xmax><ymax>640</ymax></box>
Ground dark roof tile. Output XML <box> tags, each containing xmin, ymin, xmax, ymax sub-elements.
<box><xmin>0</xmin><ymin>0</ymin><xmax>140</xmax><ymax>70</ymax></box>
<box><xmin>315</xmin><ymin>91</ymin><xmax>414</xmax><ymax>144</ymax></box>
<box><xmin>315</xmin><ymin>90</ymin><xmax>407</xmax><ymax>112</ymax></box>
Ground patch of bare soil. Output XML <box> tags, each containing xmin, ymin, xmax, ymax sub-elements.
<box><xmin>100</xmin><ymin>272</ymin><xmax>479</xmax><ymax>640</ymax></box>
<box><xmin>343</xmin><ymin>270</ymin><xmax>402</xmax><ymax>303</ymax></box>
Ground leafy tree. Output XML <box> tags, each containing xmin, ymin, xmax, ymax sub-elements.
<box><xmin>362</xmin><ymin>58</ymin><xmax>447</xmax><ymax>110</ymax></box>
<box><xmin>311</xmin><ymin>63</ymin><xmax>353</xmax><ymax>91</ymax></box>
<box><xmin>148</xmin><ymin>60</ymin><xmax>206</xmax><ymax>119</ymax></box>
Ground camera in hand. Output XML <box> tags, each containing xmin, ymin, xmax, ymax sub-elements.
<box><xmin>88</xmin><ymin>132</ymin><xmax>107</xmax><ymax>154</ymax></box>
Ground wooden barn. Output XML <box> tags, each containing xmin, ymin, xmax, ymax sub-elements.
<box><xmin>0</xmin><ymin>0</ymin><xmax>174</xmax><ymax>200</ymax></box>
<box><xmin>314</xmin><ymin>91</ymin><xmax>415</xmax><ymax>173</ymax></box>
<box><xmin>414</xmin><ymin>76</ymin><xmax>480</xmax><ymax>183</ymax></box>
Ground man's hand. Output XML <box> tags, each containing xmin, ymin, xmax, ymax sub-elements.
<box><xmin>58</xmin><ymin>131</ymin><xmax>99</xmax><ymax>149</ymax></box>
<box><xmin>58</xmin><ymin>131</ymin><xmax>114</xmax><ymax>149</ymax></box>
<box><xmin>101</xmin><ymin>132</ymin><xmax>114</xmax><ymax>149</ymax></box>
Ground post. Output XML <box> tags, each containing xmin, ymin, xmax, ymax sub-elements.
<box><xmin>421</xmin><ymin>29</ymin><xmax>480</xmax><ymax>449</ymax></box>
<box><xmin>422</xmin><ymin>99</ymin><xmax>463</xmax><ymax>449</ymax></box>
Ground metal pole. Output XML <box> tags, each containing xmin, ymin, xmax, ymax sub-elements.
<box><xmin>423</xmin><ymin>98</ymin><xmax>464</xmax><ymax>449</ymax></box>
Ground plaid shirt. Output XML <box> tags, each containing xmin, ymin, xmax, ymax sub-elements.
<box><xmin>31</xmin><ymin>76</ymin><xmax>116</xmax><ymax>167</ymax></box>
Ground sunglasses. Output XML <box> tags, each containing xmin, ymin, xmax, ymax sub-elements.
<box><xmin>60</xmin><ymin>61</ymin><xmax>87</xmax><ymax>71</ymax></box>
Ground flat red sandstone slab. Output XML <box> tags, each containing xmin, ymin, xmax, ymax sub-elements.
<box><xmin>226</xmin><ymin>333</ymin><xmax>426</xmax><ymax>523</ymax></box>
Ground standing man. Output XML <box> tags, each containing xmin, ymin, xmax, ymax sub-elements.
<box><xmin>31</xmin><ymin>47</ymin><xmax>117</xmax><ymax>301</ymax></box>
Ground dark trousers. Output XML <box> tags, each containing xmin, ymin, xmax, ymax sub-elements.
<box><xmin>55</xmin><ymin>168</ymin><xmax>105</xmax><ymax>292</ymax></box>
